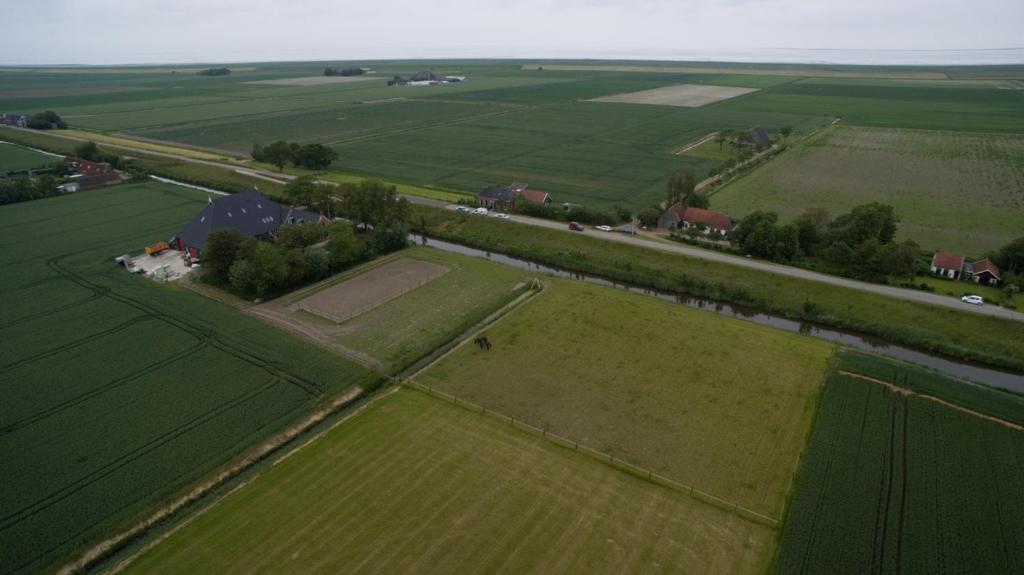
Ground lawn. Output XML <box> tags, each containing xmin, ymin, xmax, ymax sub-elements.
<box><xmin>120</xmin><ymin>389</ymin><xmax>777</xmax><ymax>575</ymax></box>
<box><xmin>415</xmin><ymin>205</ymin><xmax>1024</xmax><ymax>371</ymax></box>
<box><xmin>252</xmin><ymin>247</ymin><xmax>533</xmax><ymax>373</ymax></box>
<box><xmin>775</xmin><ymin>352</ymin><xmax>1024</xmax><ymax>573</ymax></box>
<box><xmin>415</xmin><ymin>278</ymin><xmax>833</xmax><ymax>517</ymax></box>
<box><xmin>711</xmin><ymin>124</ymin><xmax>1024</xmax><ymax>254</ymax></box>
<box><xmin>0</xmin><ymin>142</ymin><xmax>57</xmax><ymax>173</ymax></box>
<box><xmin>0</xmin><ymin>182</ymin><xmax>379</xmax><ymax>575</ymax></box>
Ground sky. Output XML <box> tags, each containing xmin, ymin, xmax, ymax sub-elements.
<box><xmin>2</xmin><ymin>0</ymin><xmax>1023</xmax><ymax>65</ymax></box>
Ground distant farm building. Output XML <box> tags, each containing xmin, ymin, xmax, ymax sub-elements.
<box><xmin>477</xmin><ymin>182</ymin><xmax>551</xmax><ymax>209</ymax></box>
<box><xmin>175</xmin><ymin>189</ymin><xmax>325</xmax><ymax>258</ymax></box>
<box><xmin>64</xmin><ymin>157</ymin><xmax>124</xmax><ymax>190</ymax></box>
<box><xmin>658</xmin><ymin>204</ymin><xmax>735</xmax><ymax>236</ymax></box>
<box><xmin>930</xmin><ymin>252</ymin><xmax>1000</xmax><ymax>285</ymax></box>
<box><xmin>1</xmin><ymin>113</ymin><xmax>29</xmax><ymax>127</ymax></box>
<box><xmin>733</xmin><ymin>127</ymin><xmax>772</xmax><ymax>149</ymax></box>
<box><xmin>389</xmin><ymin>70</ymin><xmax>467</xmax><ymax>86</ymax></box>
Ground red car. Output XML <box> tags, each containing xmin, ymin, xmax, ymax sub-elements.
<box><xmin>568</xmin><ymin>221</ymin><xmax>584</xmax><ymax>231</ymax></box>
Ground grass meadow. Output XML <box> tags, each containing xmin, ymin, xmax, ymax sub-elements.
<box><xmin>712</xmin><ymin>124</ymin><xmax>1024</xmax><ymax>254</ymax></box>
<box><xmin>775</xmin><ymin>352</ymin><xmax>1024</xmax><ymax>573</ymax></box>
<box><xmin>416</xmin><ymin>278</ymin><xmax>833</xmax><ymax>517</ymax></box>
<box><xmin>0</xmin><ymin>182</ymin><xmax>379</xmax><ymax>574</ymax></box>
<box><xmin>0</xmin><ymin>142</ymin><xmax>57</xmax><ymax>173</ymax></box>
<box><xmin>120</xmin><ymin>389</ymin><xmax>777</xmax><ymax>575</ymax></box>
<box><xmin>254</xmin><ymin>247</ymin><xmax>532</xmax><ymax>372</ymax></box>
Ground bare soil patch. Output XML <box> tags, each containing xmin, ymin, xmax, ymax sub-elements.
<box><xmin>524</xmin><ymin>63</ymin><xmax>950</xmax><ymax>80</ymax></box>
<box><xmin>245</xmin><ymin>75</ymin><xmax>379</xmax><ymax>87</ymax></box>
<box><xmin>590</xmin><ymin>84</ymin><xmax>758</xmax><ymax>107</ymax></box>
<box><xmin>297</xmin><ymin>259</ymin><xmax>449</xmax><ymax>323</ymax></box>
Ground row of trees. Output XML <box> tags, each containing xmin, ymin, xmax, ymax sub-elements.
<box><xmin>323</xmin><ymin>67</ymin><xmax>364</xmax><ymax>76</ymax></box>
<box><xmin>734</xmin><ymin>203</ymin><xmax>920</xmax><ymax>280</ymax></box>
<box><xmin>202</xmin><ymin>178</ymin><xmax>411</xmax><ymax>299</ymax></box>
<box><xmin>197</xmin><ymin>68</ymin><xmax>231</xmax><ymax>76</ymax></box>
<box><xmin>513</xmin><ymin>199</ymin><xmax>631</xmax><ymax>226</ymax></box>
<box><xmin>251</xmin><ymin>141</ymin><xmax>338</xmax><ymax>172</ymax></box>
<box><xmin>0</xmin><ymin>174</ymin><xmax>62</xmax><ymax>205</ymax></box>
<box><xmin>27</xmin><ymin>110</ymin><xmax>66</xmax><ymax>130</ymax></box>
<box><xmin>665</xmin><ymin>169</ymin><xmax>710</xmax><ymax>209</ymax></box>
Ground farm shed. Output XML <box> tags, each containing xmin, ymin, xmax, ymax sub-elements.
<box><xmin>477</xmin><ymin>185</ymin><xmax>518</xmax><ymax>209</ymax></box>
<box><xmin>175</xmin><ymin>188</ymin><xmax>324</xmax><ymax>258</ymax></box>
<box><xmin>521</xmin><ymin>189</ymin><xmax>552</xmax><ymax>204</ymax></box>
<box><xmin>931</xmin><ymin>251</ymin><xmax>965</xmax><ymax>279</ymax></box>
<box><xmin>969</xmin><ymin>258</ymin><xmax>1001</xmax><ymax>286</ymax></box>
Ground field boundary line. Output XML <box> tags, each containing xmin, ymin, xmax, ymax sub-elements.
<box><xmin>674</xmin><ymin>131</ymin><xmax>719</xmax><ymax>155</ymax></box>
<box><xmin>57</xmin><ymin>385</ymin><xmax>373</xmax><ymax>575</ymax></box>
<box><xmin>839</xmin><ymin>370</ymin><xmax>1024</xmax><ymax>432</ymax></box>
<box><xmin>402</xmin><ymin>381</ymin><xmax>781</xmax><ymax>529</ymax></box>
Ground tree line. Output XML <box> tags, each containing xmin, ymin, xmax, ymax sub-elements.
<box><xmin>251</xmin><ymin>141</ymin><xmax>338</xmax><ymax>171</ymax></box>
<box><xmin>323</xmin><ymin>67</ymin><xmax>364</xmax><ymax>77</ymax></box>
<box><xmin>197</xmin><ymin>68</ymin><xmax>231</xmax><ymax>76</ymax></box>
<box><xmin>201</xmin><ymin>177</ymin><xmax>411</xmax><ymax>299</ymax></box>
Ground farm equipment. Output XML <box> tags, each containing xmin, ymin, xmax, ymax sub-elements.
<box><xmin>114</xmin><ymin>255</ymin><xmax>142</xmax><ymax>274</ymax></box>
<box><xmin>145</xmin><ymin>241</ymin><xmax>170</xmax><ymax>256</ymax></box>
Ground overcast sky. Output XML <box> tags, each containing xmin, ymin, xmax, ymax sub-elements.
<box><xmin>2</xmin><ymin>0</ymin><xmax>1022</xmax><ymax>65</ymax></box>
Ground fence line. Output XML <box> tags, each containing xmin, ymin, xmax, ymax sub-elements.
<box><xmin>403</xmin><ymin>381</ymin><xmax>779</xmax><ymax>529</ymax></box>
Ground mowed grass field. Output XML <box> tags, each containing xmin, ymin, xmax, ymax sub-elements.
<box><xmin>120</xmin><ymin>389</ymin><xmax>777</xmax><ymax>575</ymax></box>
<box><xmin>0</xmin><ymin>182</ymin><xmax>379</xmax><ymax>574</ymax></box>
<box><xmin>253</xmin><ymin>247</ymin><xmax>532</xmax><ymax>373</ymax></box>
<box><xmin>415</xmin><ymin>278</ymin><xmax>833</xmax><ymax>517</ymax></box>
<box><xmin>776</xmin><ymin>353</ymin><xmax>1024</xmax><ymax>574</ymax></box>
<box><xmin>0</xmin><ymin>142</ymin><xmax>56</xmax><ymax>172</ymax></box>
<box><xmin>712</xmin><ymin>124</ymin><xmax>1024</xmax><ymax>254</ymax></box>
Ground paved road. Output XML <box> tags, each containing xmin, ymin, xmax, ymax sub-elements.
<box><xmin>12</xmin><ymin>126</ymin><xmax>1022</xmax><ymax>322</ymax></box>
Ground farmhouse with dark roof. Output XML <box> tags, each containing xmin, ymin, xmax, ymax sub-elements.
<box><xmin>175</xmin><ymin>189</ymin><xmax>324</xmax><ymax>258</ymax></box>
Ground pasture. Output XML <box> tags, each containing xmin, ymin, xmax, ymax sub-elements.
<box><xmin>415</xmin><ymin>278</ymin><xmax>833</xmax><ymax>517</ymax></box>
<box><xmin>711</xmin><ymin>124</ymin><xmax>1024</xmax><ymax>254</ymax></box>
<box><xmin>252</xmin><ymin>247</ymin><xmax>532</xmax><ymax>373</ymax></box>
<box><xmin>0</xmin><ymin>181</ymin><xmax>379</xmax><ymax>574</ymax></box>
<box><xmin>119</xmin><ymin>389</ymin><xmax>777</xmax><ymax>575</ymax></box>
<box><xmin>775</xmin><ymin>352</ymin><xmax>1024</xmax><ymax>574</ymax></box>
<box><xmin>590</xmin><ymin>84</ymin><xmax>759</xmax><ymax>107</ymax></box>
<box><xmin>0</xmin><ymin>142</ymin><xmax>57</xmax><ymax>172</ymax></box>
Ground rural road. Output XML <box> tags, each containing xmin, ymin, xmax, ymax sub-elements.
<box><xmin>10</xmin><ymin>126</ymin><xmax>1022</xmax><ymax>322</ymax></box>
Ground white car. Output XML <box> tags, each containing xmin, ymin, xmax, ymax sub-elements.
<box><xmin>473</xmin><ymin>207</ymin><xmax>489</xmax><ymax>215</ymax></box>
<box><xmin>454</xmin><ymin>205</ymin><xmax>471</xmax><ymax>213</ymax></box>
<box><xmin>961</xmin><ymin>294</ymin><xmax>984</xmax><ymax>305</ymax></box>
<box><xmin>495</xmin><ymin>213</ymin><xmax>511</xmax><ymax>220</ymax></box>
<box><xmin>595</xmin><ymin>225</ymin><xmax>613</xmax><ymax>232</ymax></box>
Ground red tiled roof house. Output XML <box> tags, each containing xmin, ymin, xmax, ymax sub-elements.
<box><xmin>969</xmin><ymin>258</ymin><xmax>1001</xmax><ymax>286</ymax></box>
<box><xmin>659</xmin><ymin>204</ymin><xmax>735</xmax><ymax>236</ymax></box>
<box><xmin>930</xmin><ymin>251</ymin><xmax>965</xmax><ymax>280</ymax></box>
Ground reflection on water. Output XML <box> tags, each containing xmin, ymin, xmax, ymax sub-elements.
<box><xmin>414</xmin><ymin>235</ymin><xmax>1024</xmax><ymax>393</ymax></box>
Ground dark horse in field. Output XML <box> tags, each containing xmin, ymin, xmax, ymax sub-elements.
<box><xmin>473</xmin><ymin>336</ymin><xmax>492</xmax><ymax>351</ymax></box>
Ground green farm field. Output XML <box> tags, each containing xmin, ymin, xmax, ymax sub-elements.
<box><xmin>775</xmin><ymin>352</ymin><xmax>1024</xmax><ymax>574</ymax></box>
<box><xmin>416</xmin><ymin>278</ymin><xmax>833</xmax><ymax>517</ymax></box>
<box><xmin>0</xmin><ymin>142</ymin><xmax>56</xmax><ymax>173</ymax></box>
<box><xmin>0</xmin><ymin>182</ymin><xmax>379</xmax><ymax>574</ymax></box>
<box><xmin>121</xmin><ymin>389</ymin><xmax>777</xmax><ymax>575</ymax></box>
<box><xmin>252</xmin><ymin>246</ymin><xmax>532</xmax><ymax>373</ymax></box>
<box><xmin>712</xmin><ymin>124</ymin><xmax>1024</xmax><ymax>254</ymax></box>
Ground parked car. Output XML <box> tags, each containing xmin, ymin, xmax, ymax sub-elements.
<box><xmin>473</xmin><ymin>207</ymin><xmax>489</xmax><ymax>215</ymax></box>
<box><xmin>595</xmin><ymin>225</ymin><xmax>612</xmax><ymax>232</ymax></box>
<box><xmin>495</xmin><ymin>213</ymin><xmax>511</xmax><ymax>220</ymax></box>
<box><xmin>568</xmin><ymin>221</ymin><xmax>584</xmax><ymax>231</ymax></box>
<box><xmin>961</xmin><ymin>294</ymin><xmax>984</xmax><ymax>305</ymax></box>
<box><xmin>454</xmin><ymin>205</ymin><xmax>470</xmax><ymax>212</ymax></box>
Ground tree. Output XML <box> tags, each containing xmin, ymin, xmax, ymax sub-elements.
<box><xmin>733</xmin><ymin>211</ymin><xmax>778</xmax><ymax>250</ymax></box>
<box><xmin>681</xmin><ymin>168</ymin><xmax>696</xmax><ymax>201</ymax></box>
<box><xmin>780</xmin><ymin>126</ymin><xmax>793</xmax><ymax>138</ymax></box>
<box><xmin>684</xmin><ymin>192</ymin><xmax>709</xmax><ymax>209</ymax></box>
<box><xmin>304</xmin><ymin>245</ymin><xmax>331</xmax><ymax>280</ymax></box>
<box><xmin>993</xmin><ymin>236</ymin><xmax>1024</xmax><ymax>275</ymax></box>
<box><xmin>250</xmin><ymin>141</ymin><xmax>265</xmax><ymax>163</ymax></box>
<box><xmin>879</xmin><ymin>240</ymin><xmax>920</xmax><ymax>281</ymax></box>
<box><xmin>827</xmin><ymin>202</ymin><xmax>899</xmax><ymax>247</ymax></box>
<box><xmin>665</xmin><ymin>172</ymin><xmax>683</xmax><ymax>207</ymax></box>
<box><xmin>250</xmin><ymin>242</ymin><xmax>289</xmax><ymax>297</ymax></box>
<box><xmin>340</xmin><ymin>179</ymin><xmax>409</xmax><ymax>229</ymax></box>
<box><xmin>74</xmin><ymin>141</ymin><xmax>101</xmax><ymax>161</ymax></box>
<box><xmin>326</xmin><ymin>220</ymin><xmax>360</xmax><ymax>269</ymax></box>
<box><xmin>28</xmin><ymin>110</ymin><xmax>66</xmax><ymax>129</ymax></box>
<box><xmin>277</xmin><ymin>222</ymin><xmax>328</xmax><ymax>248</ymax></box>
<box><xmin>201</xmin><ymin>229</ymin><xmax>245</xmax><ymax>284</ymax></box>
<box><xmin>262</xmin><ymin>140</ymin><xmax>294</xmax><ymax>172</ymax></box>
<box><xmin>637</xmin><ymin>206</ymin><xmax>662</xmax><ymax>228</ymax></box>
<box><xmin>285</xmin><ymin>248</ymin><xmax>308</xmax><ymax>286</ymax></box>
<box><xmin>794</xmin><ymin>207</ymin><xmax>831</xmax><ymax>256</ymax></box>
<box><xmin>293</xmin><ymin>144</ymin><xmax>338</xmax><ymax>171</ymax></box>
<box><xmin>228</xmin><ymin>258</ymin><xmax>256</xmax><ymax>296</ymax></box>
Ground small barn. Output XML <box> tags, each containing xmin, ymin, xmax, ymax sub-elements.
<box><xmin>969</xmin><ymin>258</ymin><xmax>1001</xmax><ymax>286</ymax></box>
<box><xmin>931</xmin><ymin>251</ymin><xmax>965</xmax><ymax>279</ymax></box>
<box><xmin>477</xmin><ymin>185</ymin><xmax>518</xmax><ymax>209</ymax></box>
<box><xmin>175</xmin><ymin>189</ymin><xmax>323</xmax><ymax>258</ymax></box>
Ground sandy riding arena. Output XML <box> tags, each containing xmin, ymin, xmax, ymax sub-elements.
<box><xmin>589</xmin><ymin>84</ymin><xmax>759</xmax><ymax>107</ymax></box>
<box><xmin>297</xmin><ymin>259</ymin><xmax>449</xmax><ymax>322</ymax></box>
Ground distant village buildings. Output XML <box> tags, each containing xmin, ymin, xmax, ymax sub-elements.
<box><xmin>930</xmin><ymin>252</ymin><xmax>1001</xmax><ymax>286</ymax></box>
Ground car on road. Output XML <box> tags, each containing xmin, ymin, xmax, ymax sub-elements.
<box><xmin>568</xmin><ymin>221</ymin><xmax>584</xmax><ymax>231</ymax></box>
<box><xmin>494</xmin><ymin>213</ymin><xmax>510</xmax><ymax>219</ymax></box>
<box><xmin>595</xmin><ymin>225</ymin><xmax>612</xmax><ymax>232</ymax></box>
<box><xmin>961</xmin><ymin>294</ymin><xmax>984</xmax><ymax>305</ymax></box>
<box><xmin>454</xmin><ymin>205</ymin><xmax>471</xmax><ymax>212</ymax></box>
<box><xmin>473</xmin><ymin>207</ymin><xmax>489</xmax><ymax>215</ymax></box>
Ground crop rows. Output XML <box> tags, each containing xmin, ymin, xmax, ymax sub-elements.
<box><xmin>775</xmin><ymin>369</ymin><xmax>1024</xmax><ymax>573</ymax></box>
